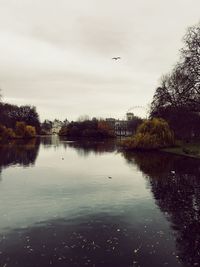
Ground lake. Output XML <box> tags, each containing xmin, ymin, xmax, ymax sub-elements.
<box><xmin>0</xmin><ymin>136</ymin><xmax>200</xmax><ymax>267</ymax></box>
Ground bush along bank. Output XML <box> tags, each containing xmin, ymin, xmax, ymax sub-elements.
<box><xmin>0</xmin><ymin>121</ymin><xmax>36</xmax><ymax>141</ymax></box>
<box><xmin>121</xmin><ymin>118</ymin><xmax>175</xmax><ymax>151</ymax></box>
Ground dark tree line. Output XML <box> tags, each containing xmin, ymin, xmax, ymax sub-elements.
<box><xmin>150</xmin><ymin>22</ymin><xmax>200</xmax><ymax>140</ymax></box>
<box><xmin>59</xmin><ymin>119</ymin><xmax>114</xmax><ymax>139</ymax></box>
<box><xmin>41</xmin><ymin>119</ymin><xmax>53</xmax><ymax>134</ymax></box>
<box><xmin>0</xmin><ymin>102</ymin><xmax>40</xmax><ymax>133</ymax></box>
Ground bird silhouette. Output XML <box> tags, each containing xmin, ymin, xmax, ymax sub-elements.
<box><xmin>112</xmin><ymin>57</ymin><xmax>121</xmax><ymax>60</ymax></box>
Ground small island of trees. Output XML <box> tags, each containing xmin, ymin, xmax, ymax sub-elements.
<box><xmin>59</xmin><ymin>119</ymin><xmax>115</xmax><ymax>139</ymax></box>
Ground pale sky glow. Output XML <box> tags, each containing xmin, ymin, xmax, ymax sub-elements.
<box><xmin>0</xmin><ymin>0</ymin><xmax>200</xmax><ymax>121</ymax></box>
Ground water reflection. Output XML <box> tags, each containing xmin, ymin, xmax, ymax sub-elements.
<box><xmin>0</xmin><ymin>213</ymin><xmax>152</xmax><ymax>267</ymax></box>
<box><xmin>0</xmin><ymin>139</ymin><xmax>40</xmax><ymax>180</ymax></box>
<box><xmin>0</xmin><ymin>137</ymin><xmax>200</xmax><ymax>266</ymax></box>
<box><xmin>64</xmin><ymin>139</ymin><xmax>116</xmax><ymax>157</ymax></box>
<box><xmin>40</xmin><ymin>135</ymin><xmax>64</xmax><ymax>149</ymax></box>
<box><xmin>123</xmin><ymin>151</ymin><xmax>200</xmax><ymax>266</ymax></box>
<box><xmin>39</xmin><ymin>136</ymin><xmax>116</xmax><ymax>156</ymax></box>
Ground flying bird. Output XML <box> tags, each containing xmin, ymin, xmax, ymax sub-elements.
<box><xmin>112</xmin><ymin>57</ymin><xmax>121</xmax><ymax>60</ymax></box>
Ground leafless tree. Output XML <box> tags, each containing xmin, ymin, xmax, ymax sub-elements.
<box><xmin>150</xmin><ymin>22</ymin><xmax>200</xmax><ymax>139</ymax></box>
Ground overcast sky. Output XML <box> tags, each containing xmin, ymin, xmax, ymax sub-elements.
<box><xmin>0</xmin><ymin>0</ymin><xmax>200</xmax><ymax>121</ymax></box>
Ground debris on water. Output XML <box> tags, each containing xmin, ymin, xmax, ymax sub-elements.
<box><xmin>25</xmin><ymin>236</ymin><xmax>30</xmax><ymax>242</ymax></box>
<box><xmin>134</xmin><ymin>244</ymin><xmax>142</xmax><ymax>254</ymax></box>
<box><xmin>157</xmin><ymin>230</ymin><xmax>164</xmax><ymax>236</ymax></box>
<box><xmin>108</xmin><ymin>176</ymin><xmax>112</xmax><ymax>179</ymax></box>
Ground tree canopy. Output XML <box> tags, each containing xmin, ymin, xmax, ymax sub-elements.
<box><xmin>122</xmin><ymin>118</ymin><xmax>174</xmax><ymax>150</ymax></box>
<box><xmin>150</xmin><ymin>22</ymin><xmax>200</xmax><ymax>140</ymax></box>
<box><xmin>59</xmin><ymin>119</ymin><xmax>114</xmax><ymax>139</ymax></box>
<box><xmin>0</xmin><ymin>102</ymin><xmax>40</xmax><ymax>133</ymax></box>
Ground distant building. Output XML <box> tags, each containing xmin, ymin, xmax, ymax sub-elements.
<box><xmin>126</xmin><ymin>112</ymin><xmax>134</xmax><ymax>121</ymax></box>
<box><xmin>105</xmin><ymin>115</ymin><xmax>135</xmax><ymax>136</ymax></box>
<box><xmin>63</xmin><ymin>119</ymin><xmax>69</xmax><ymax>126</ymax></box>
<box><xmin>115</xmin><ymin>120</ymin><xmax>129</xmax><ymax>136</ymax></box>
<box><xmin>51</xmin><ymin>119</ymin><xmax>63</xmax><ymax>134</ymax></box>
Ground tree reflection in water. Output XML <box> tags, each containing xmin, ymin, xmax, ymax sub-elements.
<box><xmin>123</xmin><ymin>151</ymin><xmax>200</xmax><ymax>266</ymax></box>
<box><xmin>62</xmin><ymin>139</ymin><xmax>117</xmax><ymax>157</ymax></box>
<box><xmin>0</xmin><ymin>139</ymin><xmax>40</xmax><ymax>179</ymax></box>
<box><xmin>40</xmin><ymin>136</ymin><xmax>117</xmax><ymax>156</ymax></box>
<box><xmin>1</xmin><ymin>137</ymin><xmax>200</xmax><ymax>266</ymax></box>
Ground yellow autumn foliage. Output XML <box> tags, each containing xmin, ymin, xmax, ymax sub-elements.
<box><xmin>122</xmin><ymin>118</ymin><xmax>174</xmax><ymax>150</ymax></box>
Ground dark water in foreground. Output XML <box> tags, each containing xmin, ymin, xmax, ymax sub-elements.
<box><xmin>0</xmin><ymin>136</ymin><xmax>200</xmax><ymax>267</ymax></box>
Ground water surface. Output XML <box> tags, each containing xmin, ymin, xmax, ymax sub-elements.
<box><xmin>0</xmin><ymin>136</ymin><xmax>200</xmax><ymax>267</ymax></box>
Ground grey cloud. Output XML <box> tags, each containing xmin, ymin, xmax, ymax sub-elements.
<box><xmin>0</xmin><ymin>0</ymin><xmax>200</xmax><ymax>121</ymax></box>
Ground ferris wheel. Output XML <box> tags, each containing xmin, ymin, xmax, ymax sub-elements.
<box><xmin>127</xmin><ymin>106</ymin><xmax>147</xmax><ymax>112</ymax></box>
<box><xmin>124</xmin><ymin>105</ymin><xmax>149</xmax><ymax>119</ymax></box>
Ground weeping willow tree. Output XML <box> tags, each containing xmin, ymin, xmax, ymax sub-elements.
<box><xmin>122</xmin><ymin>118</ymin><xmax>174</xmax><ymax>150</ymax></box>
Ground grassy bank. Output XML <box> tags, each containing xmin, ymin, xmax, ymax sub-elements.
<box><xmin>162</xmin><ymin>142</ymin><xmax>200</xmax><ymax>159</ymax></box>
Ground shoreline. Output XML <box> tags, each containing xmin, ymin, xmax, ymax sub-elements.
<box><xmin>161</xmin><ymin>146</ymin><xmax>200</xmax><ymax>159</ymax></box>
